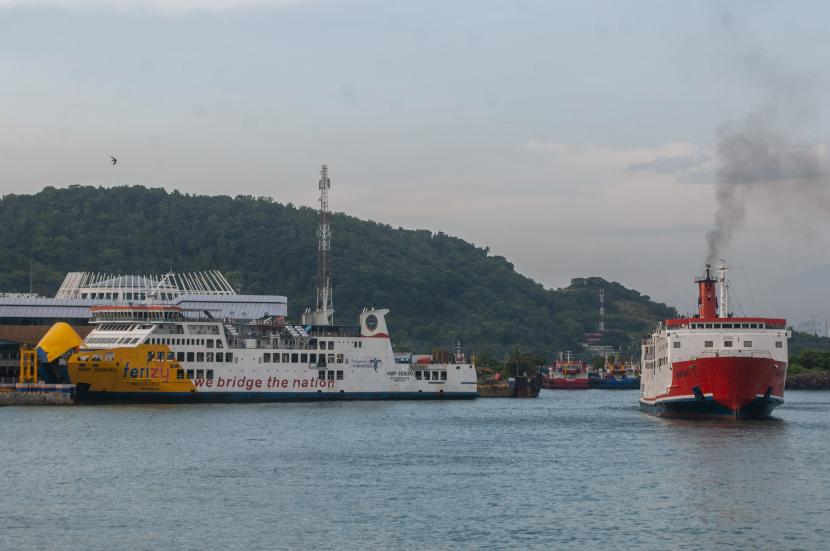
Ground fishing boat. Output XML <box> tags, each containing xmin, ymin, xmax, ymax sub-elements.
<box><xmin>594</xmin><ymin>356</ymin><xmax>640</xmax><ymax>389</ymax></box>
<box><xmin>542</xmin><ymin>352</ymin><xmax>590</xmax><ymax>389</ymax></box>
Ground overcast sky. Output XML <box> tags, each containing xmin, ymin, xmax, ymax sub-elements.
<box><xmin>2</xmin><ymin>0</ymin><xmax>830</xmax><ymax>315</ymax></box>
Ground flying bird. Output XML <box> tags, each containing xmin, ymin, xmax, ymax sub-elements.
<box><xmin>110</xmin><ymin>156</ymin><xmax>117</xmax><ymax>165</ymax></box>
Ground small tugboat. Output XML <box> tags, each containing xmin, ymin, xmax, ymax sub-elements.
<box><xmin>594</xmin><ymin>355</ymin><xmax>640</xmax><ymax>389</ymax></box>
<box><xmin>542</xmin><ymin>352</ymin><xmax>590</xmax><ymax>389</ymax></box>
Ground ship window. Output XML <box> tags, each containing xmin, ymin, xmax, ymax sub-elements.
<box><xmin>750</xmin><ymin>323</ymin><xmax>758</xmax><ymax>329</ymax></box>
<box><xmin>176</xmin><ymin>370</ymin><xmax>184</xmax><ymax>380</ymax></box>
<box><xmin>310</xmin><ymin>353</ymin><xmax>317</xmax><ymax>363</ymax></box>
<box><xmin>319</xmin><ymin>341</ymin><xmax>326</xmax><ymax>350</ymax></box>
<box><xmin>206</xmin><ymin>340</ymin><xmax>214</xmax><ymax>349</ymax></box>
<box><xmin>742</xmin><ymin>323</ymin><xmax>749</xmax><ymax>329</ymax></box>
<box><xmin>176</xmin><ymin>352</ymin><xmax>184</xmax><ymax>362</ymax></box>
<box><xmin>226</xmin><ymin>353</ymin><xmax>233</xmax><ymax>362</ymax></box>
<box><xmin>441</xmin><ymin>371</ymin><xmax>447</xmax><ymax>380</ymax></box>
<box><xmin>167</xmin><ymin>351</ymin><xmax>175</xmax><ymax>361</ymax></box>
<box><xmin>705</xmin><ymin>324</ymin><xmax>713</xmax><ymax>329</ymax></box>
<box><xmin>216</xmin><ymin>353</ymin><xmax>224</xmax><ymax>363</ymax></box>
<box><xmin>327</xmin><ymin>370</ymin><xmax>334</xmax><ymax>380</ymax></box>
<box><xmin>415</xmin><ymin>371</ymin><xmax>422</xmax><ymax>380</ymax></box>
<box><xmin>206</xmin><ymin>370</ymin><xmax>214</xmax><ymax>380</ymax></box>
<box><xmin>704</xmin><ymin>341</ymin><xmax>713</xmax><ymax>348</ymax></box>
<box><xmin>206</xmin><ymin>352</ymin><xmax>214</xmax><ymax>362</ymax></box>
<box><xmin>263</xmin><ymin>353</ymin><xmax>271</xmax><ymax>363</ymax></box>
<box><xmin>156</xmin><ymin>351</ymin><xmax>164</xmax><ymax>361</ymax></box>
<box><xmin>299</xmin><ymin>353</ymin><xmax>307</xmax><ymax>363</ymax></box>
<box><xmin>722</xmin><ymin>323</ymin><xmax>732</xmax><ymax>329</ymax></box>
<box><xmin>744</xmin><ymin>341</ymin><xmax>752</xmax><ymax>347</ymax></box>
<box><xmin>318</xmin><ymin>370</ymin><xmax>325</xmax><ymax>380</ymax></box>
<box><xmin>328</xmin><ymin>354</ymin><xmax>335</xmax><ymax>364</ymax></box>
<box><xmin>328</xmin><ymin>341</ymin><xmax>335</xmax><ymax>350</ymax></box>
<box><xmin>432</xmin><ymin>371</ymin><xmax>439</xmax><ymax>380</ymax></box>
<box><xmin>216</xmin><ymin>340</ymin><xmax>224</xmax><ymax>349</ymax></box>
<box><xmin>196</xmin><ymin>352</ymin><xmax>204</xmax><ymax>362</ymax></box>
<box><xmin>724</xmin><ymin>341</ymin><xmax>733</xmax><ymax>347</ymax></box>
<box><xmin>186</xmin><ymin>369</ymin><xmax>194</xmax><ymax>378</ymax></box>
<box><xmin>196</xmin><ymin>369</ymin><xmax>204</xmax><ymax>379</ymax></box>
<box><xmin>187</xmin><ymin>352</ymin><xmax>194</xmax><ymax>362</ymax></box>
<box><xmin>147</xmin><ymin>351</ymin><xmax>154</xmax><ymax>362</ymax></box>
<box><xmin>336</xmin><ymin>370</ymin><xmax>343</xmax><ymax>380</ymax></box>
<box><xmin>673</xmin><ymin>341</ymin><xmax>680</xmax><ymax>348</ymax></box>
<box><xmin>291</xmin><ymin>353</ymin><xmax>298</xmax><ymax>363</ymax></box>
<box><xmin>775</xmin><ymin>341</ymin><xmax>783</xmax><ymax>348</ymax></box>
<box><xmin>282</xmin><ymin>353</ymin><xmax>289</xmax><ymax>363</ymax></box>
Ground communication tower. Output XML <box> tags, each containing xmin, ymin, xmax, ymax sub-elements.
<box><xmin>303</xmin><ymin>165</ymin><xmax>334</xmax><ymax>325</ymax></box>
<box><xmin>598</xmin><ymin>288</ymin><xmax>605</xmax><ymax>332</ymax></box>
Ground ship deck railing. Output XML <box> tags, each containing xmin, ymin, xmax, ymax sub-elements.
<box><xmin>694</xmin><ymin>350</ymin><xmax>774</xmax><ymax>359</ymax></box>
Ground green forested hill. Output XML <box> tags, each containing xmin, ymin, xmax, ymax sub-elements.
<box><xmin>0</xmin><ymin>186</ymin><xmax>676</xmax><ymax>358</ymax></box>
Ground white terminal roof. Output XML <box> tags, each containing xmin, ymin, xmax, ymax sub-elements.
<box><xmin>0</xmin><ymin>294</ymin><xmax>288</xmax><ymax>321</ymax></box>
<box><xmin>1</xmin><ymin>270</ymin><xmax>288</xmax><ymax>321</ymax></box>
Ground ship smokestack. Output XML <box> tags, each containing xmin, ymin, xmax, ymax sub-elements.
<box><xmin>695</xmin><ymin>264</ymin><xmax>718</xmax><ymax>319</ymax></box>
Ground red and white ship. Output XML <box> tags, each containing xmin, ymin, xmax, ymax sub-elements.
<box><xmin>542</xmin><ymin>352</ymin><xmax>591</xmax><ymax>389</ymax></box>
<box><xmin>640</xmin><ymin>263</ymin><xmax>789</xmax><ymax>419</ymax></box>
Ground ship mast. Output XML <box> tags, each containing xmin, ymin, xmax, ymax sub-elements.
<box><xmin>304</xmin><ymin>165</ymin><xmax>334</xmax><ymax>326</ymax></box>
<box><xmin>718</xmin><ymin>260</ymin><xmax>728</xmax><ymax>319</ymax></box>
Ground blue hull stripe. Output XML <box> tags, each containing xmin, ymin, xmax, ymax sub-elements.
<box><xmin>76</xmin><ymin>390</ymin><xmax>479</xmax><ymax>404</ymax></box>
<box><xmin>640</xmin><ymin>395</ymin><xmax>783</xmax><ymax>419</ymax></box>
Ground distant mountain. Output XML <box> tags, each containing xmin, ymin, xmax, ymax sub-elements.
<box><xmin>0</xmin><ymin>186</ymin><xmax>676</xmax><ymax>357</ymax></box>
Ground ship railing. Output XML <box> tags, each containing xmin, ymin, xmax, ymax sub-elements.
<box><xmin>694</xmin><ymin>350</ymin><xmax>773</xmax><ymax>359</ymax></box>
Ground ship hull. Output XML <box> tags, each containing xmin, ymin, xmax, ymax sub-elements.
<box><xmin>542</xmin><ymin>378</ymin><xmax>591</xmax><ymax>389</ymax></box>
<box><xmin>640</xmin><ymin>356</ymin><xmax>786</xmax><ymax>419</ymax></box>
<box><xmin>74</xmin><ymin>388</ymin><xmax>478</xmax><ymax>403</ymax></box>
<box><xmin>595</xmin><ymin>377</ymin><xmax>640</xmax><ymax>390</ymax></box>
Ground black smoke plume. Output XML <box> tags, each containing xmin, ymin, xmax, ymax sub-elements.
<box><xmin>705</xmin><ymin>52</ymin><xmax>828</xmax><ymax>264</ymax></box>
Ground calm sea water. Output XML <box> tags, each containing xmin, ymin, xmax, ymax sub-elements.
<box><xmin>2</xmin><ymin>390</ymin><xmax>829</xmax><ymax>550</ymax></box>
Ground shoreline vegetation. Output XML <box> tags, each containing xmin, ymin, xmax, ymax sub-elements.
<box><xmin>787</xmin><ymin>372</ymin><xmax>830</xmax><ymax>390</ymax></box>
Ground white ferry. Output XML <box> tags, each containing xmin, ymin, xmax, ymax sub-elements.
<box><xmin>33</xmin><ymin>166</ymin><xmax>478</xmax><ymax>402</ymax></box>
<box><xmin>32</xmin><ymin>304</ymin><xmax>476</xmax><ymax>402</ymax></box>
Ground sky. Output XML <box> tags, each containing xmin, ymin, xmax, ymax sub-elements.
<box><xmin>2</xmin><ymin>0</ymin><xmax>830</xmax><ymax>316</ymax></box>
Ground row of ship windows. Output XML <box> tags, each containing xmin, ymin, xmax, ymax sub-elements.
<box><xmin>148</xmin><ymin>351</ymin><xmax>234</xmax><ymax>363</ymax></box>
<box><xmin>144</xmin><ymin>350</ymin><xmax>352</xmax><ymax>365</ymax></box>
<box><xmin>317</xmin><ymin>370</ymin><xmax>345</xmax><ymax>380</ymax></box>
<box><xmin>87</xmin><ymin>337</ymin><xmax>141</xmax><ymax>345</ymax></box>
<box><xmin>149</xmin><ymin>338</ymin><xmax>224</xmax><ymax>348</ymax></box>
<box><xmin>690</xmin><ymin>322</ymin><xmax>765</xmax><ymax>329</ymax></box>
<box><xmin>178</xmin><ymin>369</ymin><xmax>215</xmax><ymax>380</ymax></box>
<box><xmin>415</xmin><ymin>371</ymin><xmax>447</xmax><ymax>381</ymax></box>
<box><xmin>671</xmin><ymin>340</ymin><xmax>782</xmax><ymax>348</ymax></box>
<box><xmin>265</xmin><ymin>353</ymin><xmax>345</xmax><ymax>364</ymax></box>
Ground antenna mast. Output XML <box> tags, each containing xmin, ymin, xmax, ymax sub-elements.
<box><xmin>598</xmin><ymin>288</ymin><xmax>605</xmax><ymax>332</ymax></box>
<box><xmin>718</xmin><ymin>260</ymin><xmax>728</xmax><ymax>319</ymax></box>
<box><xmin>304</xmin><ymin>164</ymin><xmax>334</xmax><ymax>325</ymax></box>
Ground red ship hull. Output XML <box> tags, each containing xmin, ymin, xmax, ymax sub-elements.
<box><xmin>542</xmin><ymin>377</ymin><xmax>591</xmax><ymax>389</ymax></box>
<box><xmin>640</xmin><ymin>356</ymin><xmax>786</xmax><ymax>419</ymax></box>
